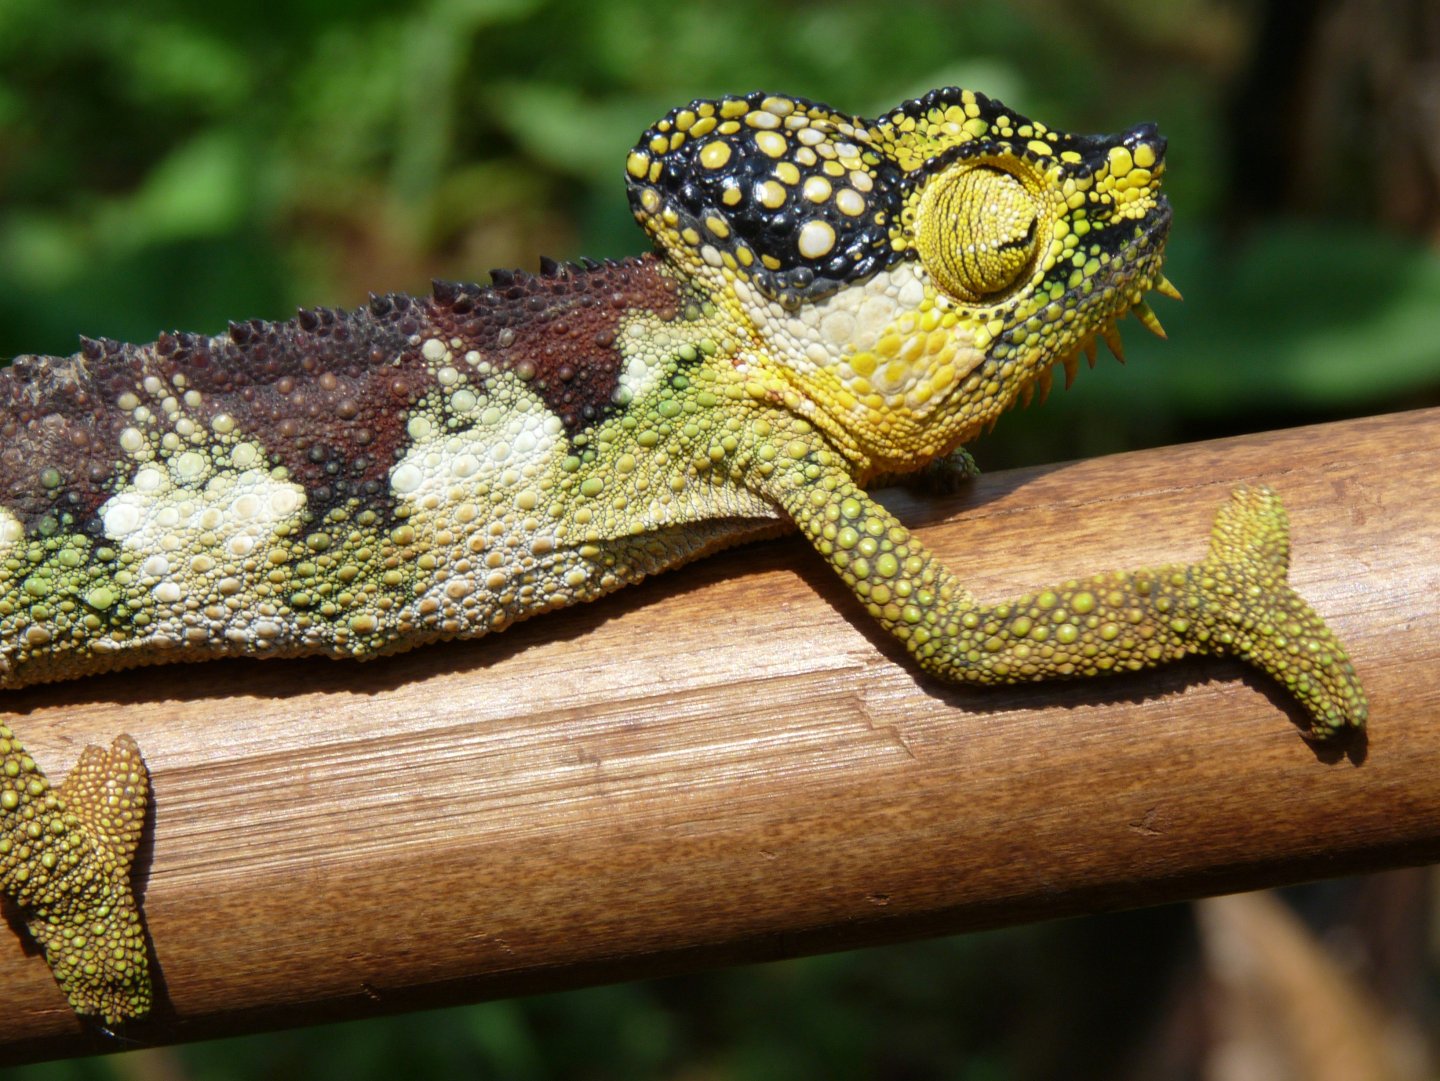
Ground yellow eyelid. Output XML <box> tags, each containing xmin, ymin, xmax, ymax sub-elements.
<box><xmin>913</xmin><ymin>159</ymin><xmax>1052</xmax><ymax>303</ymax></box>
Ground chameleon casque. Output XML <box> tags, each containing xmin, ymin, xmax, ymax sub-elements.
<box><xmin>0</xmin><ymin>87</ymin><xmax>1367</xmax><ymax>1025</ymax></box>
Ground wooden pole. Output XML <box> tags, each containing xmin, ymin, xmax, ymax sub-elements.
<box><xmin>2</xmin><ymin>408</ymin><xmax>1437</xmax><ymax>1062</ymax></box>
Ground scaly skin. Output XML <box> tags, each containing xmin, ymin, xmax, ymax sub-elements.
<box><xmin>0</xmin><ymin>88</ymin><xmax>1366</xmax><ymax>1023</ymax></box>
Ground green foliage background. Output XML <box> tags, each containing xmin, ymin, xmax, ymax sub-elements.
<box><xmin>1</xmin><ymin>0</ymin><xmax>1436</xmax><ymax>1077</ymax></box>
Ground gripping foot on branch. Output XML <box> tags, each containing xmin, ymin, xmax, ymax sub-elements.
<box><xmin>0</xmin><ymin>726</ymin><xmax>151</xmax><ymax>1024</ymax></box>
<box><xmin>1193</xmin><ymin>485</ymin><xmax>1367</xmax><ymax>737</ymax></box>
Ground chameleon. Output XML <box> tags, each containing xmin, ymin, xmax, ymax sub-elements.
<box><xmin>0</xmin><ymin>87</ymin><xmax>1366</xmax><ymax>1026</ymax></box>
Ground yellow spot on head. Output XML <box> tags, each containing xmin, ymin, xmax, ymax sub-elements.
<box><xmin>834</xmin><ymin>188</ymin><xmax>865</xmax><ymax>216</ymax></box>
<box><xmin>755</xmin><ymin>131</ymin><xmax>788</xmax><ymax>158</ymax></box>
<box><xmin>699</xmin><ymin>141</ymin><xmax>732</xmax><ymax>170</ymax></box>
<box><xmin>758</xmin><ymin>180</ymin><xmax>787</xmax><ymax>208</ymax></box>
<box><xmin>798</xmin><ymin>219</ymin><xmax>836</xmax><ymax>259</ymax></box>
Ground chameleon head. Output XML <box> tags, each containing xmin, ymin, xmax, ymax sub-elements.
<box><xmin>627</xmin><ymin>88</ymin><xmax>1174</xmax><ymax>469</ymax></box>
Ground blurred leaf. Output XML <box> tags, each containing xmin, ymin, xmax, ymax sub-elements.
<box><xmin>485</xmin><ymin>81</ymin><xmax>651</xmax><ymax>178</ymax></box>
<box><xmin>99</xmin><ymin>130</ymin><xmax>254</xmax><ymax>248</ymax></box>
<box><xmin>285</xmin><ymin>20</ymin><xmax>411</xmax><ymax>177</ymax></box>
<box><xmin>461</xmin><ymin>998</ymin><xmax>544</xmax><ymax>1075</ymax></box>
<box><xmin>0</xmin><ymin>212</ymin><xmax>88</xmax><ymax>288</ymax></box>
<box><xmin>119</xmin><ymin>19</ymin><xmax>254</xmax><ymax>112</ymax></box>
<box><xmin>0</xmin><ymin>82</ymin><xmax>19</xmax><ymax>127</ymax></box>
<box><xmin>437</xmin><ymin>0</ymin><xmax>543</xmax><ymax>21</ymax></box>
<box><xmin>1156</xmin><ymin>223</ymin><xmax>1440</xmax><ymax>409</ymax></box>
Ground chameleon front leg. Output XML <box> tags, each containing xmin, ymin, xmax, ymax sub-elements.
<box><xmin>1</xmin><ymin>724</ymin><xmax>152</xmax><ymax>1023</ymax></box>
<box><xmin>773</xmin><ymin>461</ymin><xmax>1367</xmax><ymax>738</ymax></box>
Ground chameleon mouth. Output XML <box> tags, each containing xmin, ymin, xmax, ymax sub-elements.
<box><xmin>1018</xmin><ymin>200</ymin><xmax>1178</xmax><ymax>408</ymax></box>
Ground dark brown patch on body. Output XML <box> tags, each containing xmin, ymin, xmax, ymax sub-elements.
<box><xmin>171</xmin><ymin>302</ymin><xmax>434</xmax><ymax>518</ymax></box>
<box><xmin>425</xmin><ymin>254</ymin><xmax>683</xmax><ymax>429</ymax></box>
<box><xmin>0</xmin><ymin>344</ymin><xmax>140</xmax><ymax>529</ymax></box>
<box><xmin>0</xmin><ymin>254</ymin><xmax>685</xmax><ymax>534</ymax></box>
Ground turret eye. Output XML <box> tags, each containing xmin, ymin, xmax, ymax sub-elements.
<box><xmin>915</xmin><ymin>165</ymin><xmax>1041</xmax><ymax>302</ymax></box>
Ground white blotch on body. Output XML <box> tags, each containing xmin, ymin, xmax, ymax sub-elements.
<box><xmin>0</xmin><ymin>507</ymin><xmax>23</xmax><ymax>555</ymax></box>
<box><xmin>389</xmin><ymin>376</ymin><xmax>572</xmax><ymax>622</ymax></box>
<box><xmin>102</xmin><ymin>469</ymin><xmax>307</xmax><ymax>549</ymax></box>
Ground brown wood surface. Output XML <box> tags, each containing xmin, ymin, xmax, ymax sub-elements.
<box><xmin>2</xmin><ymin>408</ymin><xmax>1437</xmax><ymax>1061</ymax></box>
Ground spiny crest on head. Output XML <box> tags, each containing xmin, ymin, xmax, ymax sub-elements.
<box><xmin>865</xmin><ymin>87</ymin><xmax>1043</xmax><ymax>170</ymax></box>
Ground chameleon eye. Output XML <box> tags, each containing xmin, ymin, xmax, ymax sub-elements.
<box><xmin>915</xmin><ymin>164</ymin><xmax>1041</xmax><ymax>302</ymax></box>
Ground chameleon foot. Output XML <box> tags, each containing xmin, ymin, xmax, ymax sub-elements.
<box><xmin>0</xmin><ymin>727</ymin><xmax>152</xmax><ymax>1024</ymax></box>
<box><xmin>1196</xmin><ymin>485</ymin><xmax>1368</xmax><ymax>739</ymax></box>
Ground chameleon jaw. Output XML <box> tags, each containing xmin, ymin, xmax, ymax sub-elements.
<box><xmin>1019</xmin><ymin>272</ymin><xmax>1182</xmax><ymax>408</ymax></box>
<box><xmin>1005</xmin><ymin>179</ymin><xmax>1176</xmax><ymax>410</ymax></box>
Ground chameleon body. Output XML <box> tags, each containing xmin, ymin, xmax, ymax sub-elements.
<box><xmin>0</xmin><ymin>88</ymin><xmax>1366</xmax><ymax>1024</ymax></box>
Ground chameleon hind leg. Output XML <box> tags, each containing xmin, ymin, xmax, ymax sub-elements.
<box><xmin>0</xmin><ymin>724</ymin><xmax>151</xmax><ymax>1023</ymax></box>
<box><xmin>775</xmin><ymin>463</ymin><xmax>1367</xmax><ymax>738</ymax></box>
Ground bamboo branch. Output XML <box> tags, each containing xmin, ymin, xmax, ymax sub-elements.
<box><xmin>3</xmin><ymin>408</ymin><xmax>1437</xmax><ymax>1062</ymax></box>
